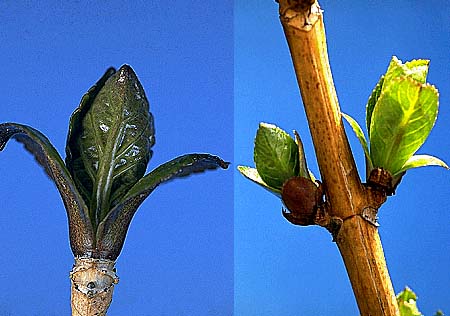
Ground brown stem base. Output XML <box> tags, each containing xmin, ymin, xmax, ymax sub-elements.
<box><xmin>276</xmin><ymin>0</ymin><xmax>400</xmax><ymax>315</ymax></box>
<box><xmin>336</xmin><ymin>216</ymin><xmax>398</xmax><ymax>315</ymax></box>
<box><xmin>70</xmin><ymin>257</ymin><xmax>119</xmax><ymax>316</ymax></box>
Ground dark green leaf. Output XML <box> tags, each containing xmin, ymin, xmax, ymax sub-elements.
<box><xmin>95</xmin><ymin>153</ymin><xmax>229</xmax><ymax>260</ymax></box>
<box><xmin>254</xmin><ymin>123</ymin><xmax>299</xmax><ymax>190</ymax></box>
<box><xmin>369</xmin><ymin>78</ymin><xmax>439</xmax><ymax>176</ymax></box>
<box><xmin>0</xmin><ymin>123</ymin><xmax>94</xmax><ymax>257</ymax></box>
<box><xmin>66</xmin><ymin>67</ymin><xmax>116</xmax><ymax>207</ymax></box>
<box><xmin>66</xmin><ymin>65</ymin><xmax>155</xmax><ymax>226</ymax></box>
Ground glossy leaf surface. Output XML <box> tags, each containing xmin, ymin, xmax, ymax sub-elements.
<box><xmin>66</xmin><ymin>65</ymin><xmax>155</xmax><ymax>226</ymax></box>
<box><xmin>0</xmin><ymin>123</ymin><xmax>94</xmax><ymax>257</ymax></box>
<box><xmin>96</xmin><ymin>153</ymin><xmax>229</xmax><ymax>260</ymax></box>
<box><xmin>66</xmin><ymin>67</ymin><xmax>115</xmax><ymax>208</ymax></box>
<box><xmin>1</xmin><ymin>66</ymin><xmax>229</xmax><ymax>261</ymax></box>
<box><xmin>254</xmin><ymin>123</ymin><xmax>299</xmax><ymax>190</ymax></box>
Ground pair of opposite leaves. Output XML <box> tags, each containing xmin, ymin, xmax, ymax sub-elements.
<box><xmin>0</xmin><ymin>65</ymin><xmax>229</xmax><ymax>260</ymax></box>
<box><xmin>239</xmin><ymin>56</ymin><xmax>448</xmax><ymax>215</ymax></box>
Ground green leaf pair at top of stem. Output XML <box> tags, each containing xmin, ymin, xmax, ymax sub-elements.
<box><xmin>396</xmin><ymin>287</ymin><xmax>444</xmax><ymax>316</ymax></box>
<box><xmin>238</xmin><ymin>123</ymin><xmax>315</xmax><ymax>197</ymax></box>
<box><xmin>0</xmin><ymin>65</ymin><xmax>229</xmax><ymax>260</ymax></box>
<box><xmin>66</xmin><ymin>66</ymin><xmax>155</xmax><ymax>228</ymax></box>
<box><xmin>343</xmin><ymin>56</ymin><xmax>448</xmax><ymax>188</ymax></box>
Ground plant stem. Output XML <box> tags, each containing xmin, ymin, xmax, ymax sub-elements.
<box><xmin>70</xmin><ymin>258</ymin><xmax>119</xmax><ymax>316</ymax></box>
<box><xmin>277</xmin><ymin>1</ymin><xmax>399</xmax><ymax>315</ymax></box>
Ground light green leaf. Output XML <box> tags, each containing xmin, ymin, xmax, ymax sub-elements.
<box><xmin>367</xmin><ymin>57</ymin><xmax>429</xmax><ymax>136</ymax></box>
<box><xmin>384</xmin><ymin>56</ymin><xmax>429</xmax><ymax>86</ymax></box>
<box><xmin>366</xmin><ymin>76</ymin><xmax>384</xmax><ymax>135</ymax></box>
<box><xmin>342</xmin><ymin>113</ymin><xmax>373</xmax><ymax>170</ymax></box>
<box><xmin>404</xmin><ymin>59</ymin><xmax>430</xmax><ymax>84</ymax></box>
<box><xmin>0</xmin><ymin>123</ymin><xmax>95</xmax><ymax>257</ymax></box>
<box><xmin>397</xmin><ymin>287</ymin><xmax>423</xmax><ymax>316</ymax></box>
<box><xmin>398</xmin><ymin>154</ymin><xmax>449</xmax><ymax>174</ymax></box>
<box><xmin>254</xmin><ymin>123</ymin><xmax>299</xmax><ymax>190</ymax></box>
<box><xmin>66</xmin><ymin>65</ymin><xmax>155</xmax><ymax>226</ymax></box>
<box><xmin>369</xmin><ymin>78</ymin><xmax>439</xmax><ymax>175</ymax></box>
<box><xmin>397</xmin><ymin>287</ymin><xmax>445</xmax><ymax>316</ymax></box>
<box><xmin>237</xmin><ymin>165</ymin><xmax>281</xmax><ymax>197</ymax></box>
<box><xmin>96</xmin><ymin>153</ymin><xmax>229</xmax><ymax>260</ymax></box>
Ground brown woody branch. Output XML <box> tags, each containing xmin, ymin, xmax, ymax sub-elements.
<box><xmin>277</xmin><ymin>1</ymin><xmax>399</xmax><ymax>315</ymax></box>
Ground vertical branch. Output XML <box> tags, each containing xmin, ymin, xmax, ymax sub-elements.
<box><xmin>277</xmin><ymin>1</ymin><xmax>399</xmax><ymax>315</ymax></box>
<box><xmin>70</xmin><ymin>258</ymin><xmax>119</xmax><ymax>316</ymax></box>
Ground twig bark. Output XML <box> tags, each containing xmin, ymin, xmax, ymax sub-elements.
<box><xmin>277</xmin><ymin>1</ymin><xmax>399</xmax><ymax>315</ymax></box>
<box><xmin>70</xmin><ymin>258</ymin><xmax>119</xmax><ymax>316</ymax></box>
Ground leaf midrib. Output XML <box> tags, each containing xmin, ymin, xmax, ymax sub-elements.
<box><xmin>90</xmin><ymin>95</ymin><xmax>126</xmax><ymax>226</ymax></box>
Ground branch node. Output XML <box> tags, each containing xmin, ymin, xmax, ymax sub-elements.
<box><xmin>279</xmin><ymin>0</ymin><xmax>322</xmax><ymax>31</ymax></box>
<box><xmin>361</xmin><ymin>206</ymin><xmax>380</xmax><ymax>227</ymax></box>
<box><xmin>314</xmin><ymin>203</ymin><xmax>342</xmax><ymax>241</ymax></box>
<box><xmin>367</xmin><ymin>167</ymin><xmax>400</xmax><ymax>196</ymax></box>
<box><xmin>70</xmin><ymin>257</ymin><xmax>119</xmax><ymax>316</ymax></box>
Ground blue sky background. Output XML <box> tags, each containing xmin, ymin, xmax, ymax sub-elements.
<box><xmin>235</xmin><ymin>1</ymin><xmax>450</xmax><ymax>315</ymax></box>
<box><xmin>0</xmin><ymin>1</ymin><xmax>233</xmax><ymax>315</ymax></box>
<box><xmin>1</xmin><ymin>1</ymin><xmax>449</xmax><ymax>316</ymax></box>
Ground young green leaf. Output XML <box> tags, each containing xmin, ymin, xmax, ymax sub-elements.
<box><xmin>237</xmin><ymin>165</ymin><xmax>281</xmax><ymax>196</ymax></box>
<box><xmin>96</xmin><ymin>153</ymin><xmax>229</xmax><ymax>260</ymax></box>
<box><xmin>397</xmin><ymin>287</ymin><xmax>423</xmax><ymax>316</ymax></box>
<box><xmin>66</xmin><ymin>67</ymin><xmax>116</xmax><ymax>208</ymax></box>
<box><xmin>384</xmin><ymin>56</ymin><xmax>429</xmax><ymax>86</ymax></box>
<box><xmin>293</xmin><ymin>130</ymin><xmax>311</xmax><ymax>180</ymax></box>
<box><xmin>0</xmin><ymin>66</ymin><xmax>229</xmax><ymax>262</ymax></box>
<box><xmin>342</xmin><ymin>113</ymin><xmax>372</xmax><ymax>170</ymax></box>
<box><xmin>66</xmin><ymin>65</ymin><xmax>155</xmax><ymax>226</ymax></box>
<box><xmin>254</xmin><ymin>123</ymin><xmax>299</xmax><ymax>190</ymax></box>
<box><xmin>398</xmin><ymin>154</ymin><xmax>449</xmax><ymax>174</ymax></box>
<box><xmin>366</xmin><ymin>76</ymin><xmax>384</xmax><ymax>135</ymax></box>
<box><xmin>404</xmin><ymin>59</ymin><xmax>430</xmax><ymax>83</ymax></box>
<box><xmin>367</xmin><ymin>57</ymin><xmax>429</xmax><ymax>136</ymax></box>
<box><xmin>0</xmin><ymin>123</ymin><xmax>95</xmax><ymax>257</ymax></box>
<box><xmin>369</xmin><ymin>78</ymin><xmax>439</xmax><ymax>176</ymax></box>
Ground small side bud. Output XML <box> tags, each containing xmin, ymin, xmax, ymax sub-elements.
<box><xmin>281</xmin><ymin>176</ymin><xmax>320</xmax><ymax>226</ymax></box>
<box><xmin>367</xmin><ymin>168</ymin><xmax>400</xmax><ymax>195</ymax></box>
